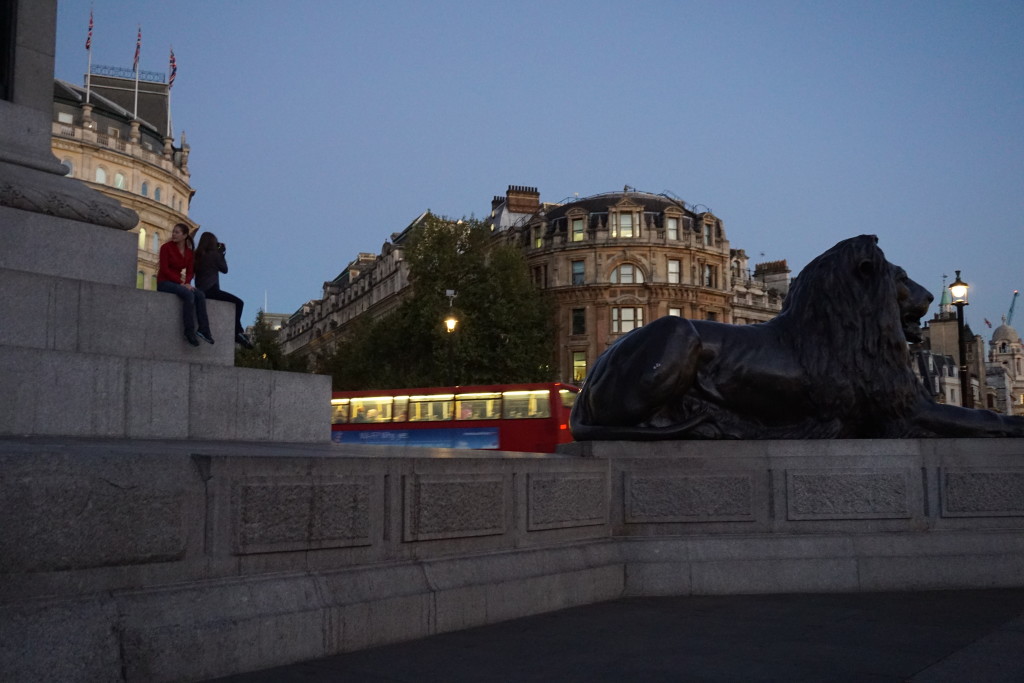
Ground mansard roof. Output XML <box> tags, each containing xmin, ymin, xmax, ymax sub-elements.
<box><xmin>541</xmin><ymin>189</ymin><xmax>695</xmax><ymax>222</ymax></box>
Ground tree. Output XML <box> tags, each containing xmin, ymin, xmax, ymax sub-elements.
<box><xmin>236</xmin><ymin>310</ymin><xmax>308</xmax><ymax>372</ymax></box>
<box><xmin>321</xmin><ymin>214</ymin><xmax>553</xmax><ymax>390</ymax></box>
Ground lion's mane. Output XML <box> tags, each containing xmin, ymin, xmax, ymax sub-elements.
<box><xmin>777</xmin><ymin>234</ymin><xmax>920</xmax><ymax>433</ymax></box>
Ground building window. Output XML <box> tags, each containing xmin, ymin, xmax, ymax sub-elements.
<box><xmin>668</xmin><ymin>307</ymin><xmax>682</xmax><ymax>317</ymax></box>
<box><xmin>571</xmin><ymin>218</ymin><xmax>585</xmax><ymax>242</ymax></box>
<box><xmin>114</xmin><ymin>172</ymin><xmax>127</xmax><ymax>190</ymax></box>
<box><xmin>667</xmin><ymin>216</ymin><xmax>679</xmax><ymax>240</ymax></box>
<box><xmin>703</xmin><ymin>265</ymin><xmax>718</xmax><ymax>288</ymax></box>
<box><xmin>152</xmin><ymin>232</ymin><xmax>160</xmax><ymax>251</ymax></box>
<box><xmin>58</xmin><ymin>111</ymin><xmax>73</xmax><ymax>124</ymax></box>
<box><xmin>612</xmin><ymin>307</ymin><xmax>644</xmax><ymax>333</ymax></box>
<box><xmin>141</xmin><ymin>181</ymin><xmax>149</xmax><ymax>197</ymax></box>
<box><xmin>154</xmin><ymin>187</ymin><xmax>162</xmax><ymax>202</ymax></box>
<box><xmin>610</xmin><ymin>264</ymin><xmax>644</xmax><ymax>284</ymax></box>
<box><xmin>703</xmin><ymin>221</ymin><xmax>713</xmax><ymax>246</ymax></box>
<box><xmin>95</xmin><ymin>167</ymin><xmax>107</xmax><ymax>184</ymax></box>
<box><xmin>706</xmin><ymin>311</ymin><xmax>718</xmax><ymax>321</ymax></box>
<box><xmin>136</xmin><ymin>270</ymin><xmax>144</xmax><ymax>289</ymax></box>
<box><xmin>571</xmin><ymin>260</ymin><xmax>585</xmax><ymax>286</ymax></box>
<box><xmin>61</xmin><ymin>158</ymin><xmax>74</xmax><ymax>176</ymax></box>
<box><xmin>571</xmin><ymin>308</ymin><xmax>586</xmax><ymax>335</ymax></box>
<box><xmin>667</xmin><ymin>259</ymin><xmax>681</xmax><ymax>284</ymax></box>
<box><xmin>572</xmin><ymin>351</ymin><xmax>587</xmax><ymax>383</ymax></box>
<box><xmin>137</xmin><ymin>228</ymin><xmax>147</xmax><ymax>250</ymax></box>
<box><xmin>613</xmin><ymin>212</ymin><xmax>635</xmax><ymax>238</ymax></box>
<box><xmin>533</xmin><ymin>226</ymin><xmax>543</xmax><ymax>248</ymax></box>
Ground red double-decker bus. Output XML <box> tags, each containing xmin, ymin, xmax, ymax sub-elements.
<box><xmin>330</xmin><ymin>382</ymin><xmax>579</xmax><ymax>453</ymax></box>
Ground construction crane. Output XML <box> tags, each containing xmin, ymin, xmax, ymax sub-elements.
<box><xmin>1008</xmin><ymin>290</ymin><xmax>1019</xmax><ymax>327</ymax></box>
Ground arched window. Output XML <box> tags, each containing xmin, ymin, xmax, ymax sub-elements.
<box><xmin>150</xmin><ymin>275</ymin><xmax>158</xmax><ymax>290</ymax></box>
<box><xmin>610</xmin><ymin>263</ymin><xmax>644</xmax><ymax>284</ymax></box>
<box><xmin>141</xmin><ymin>181</ymin><xmax>149</xmax><ymax>197</ymax></box>
<box><xmin>137</xmin><ymin>228</ymin><xmax>147</xmax><ymax>250</ymax></box>
<box><xmin>154</xmin><ymin>187</ymin><xmax>162</xmax><ymax>202</ymax></box>
<box><xmin>62</xmin><ymin>158</ymin><xmax>74</xmax><ymax>176</ymax></box>
<box><xmin>152</xmin><ymin>232</ymin><xmax>160</xmax><ymax>252</ymax></box>
<box><xmin>114</xmin><ymin>172</ymin><xmax>127</xmax><ymax>190</ymax></box>
<box><xmin>136</xmin><ymin>271</ymin><xmax>144</xmax><ymax>289</ymax></box>
<box><xmin>95</xmin><ymin>167</ymin><xmax>107</xmax><ymax>184</ymax></box>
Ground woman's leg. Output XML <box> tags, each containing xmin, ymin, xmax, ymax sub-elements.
<box><xmin>157</xmin><ymin>281</ymin><xmax>199</xmax><ymax>343</ymax></box>
<box><xmin>203</xmin><ymin>287</ymin><xmax>245</xmax><ymax>336</ymax></box>
<box><xmin>193</xmin><ymin>288</ymin><xmax>213</xmax><ymax>341</ymax></box>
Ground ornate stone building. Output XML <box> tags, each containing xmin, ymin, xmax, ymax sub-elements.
<box><xmin>988</xmin><ymin>318</ymin><xmax>1024</xmax><ymax>415</ymax></box>
<box><xmin>489</xmin><ymin>186</ymin><xmax>787</xmax><ymax>382</ymax></box>
<box><xmin>51</xmin><ymin>73</ymin><xmax>193</xmax><ymax>289</ymax></box>
<box><xmin>280</xmin><ymin>186</ymin><xmax>789</xmax><ymax>384</ymax></box>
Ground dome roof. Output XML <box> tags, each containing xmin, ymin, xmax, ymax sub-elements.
<box><xmin>992</xmin><ymin>322</ymin><xmax>1020</xmax><ymax>344</ymax></box>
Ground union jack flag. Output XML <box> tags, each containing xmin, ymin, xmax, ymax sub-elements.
<box><xmin>168</xmin><ymin>48</ymin><xmax>176</xmax><ymax>89</ymax></box>
<box><xmin>85</xmin><ymin>10</ymin><xmax>93</xmax><ymax>50</ymax></box>
<box><xmin>133</xmin><ymin>26</ymin><xmax>141</xmax><ymax>71</ymax></box>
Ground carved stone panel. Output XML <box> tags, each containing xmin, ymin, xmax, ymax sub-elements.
<box><xmin>231</xmin><ymin>476</ymin><xmax>374</xmax><ymax>554</ymax></box>
<box><xmin>625</xmin><ymin>473</ymin><xmax>754</xmax><ymax>523</ymax></box>
<box><xmin>527</xmin><ymin>472</ymin><xmax>608</xmax><ymax>531</ymax></box>
<box><xmin>403</xmin><ymin>474</ymin><xmax>506</xmax><ymax>542</ymax></box>
<box><xmin>786</xmin><ymin>469</ymin><xmax>911</xmax><ymax>520</ymax></box>
<box><xmin>941</xmin><ymin>469</ymin><xmax>1024</xmax><ymax>518</ymax></box>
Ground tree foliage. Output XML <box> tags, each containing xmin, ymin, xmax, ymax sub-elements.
<box><xmin>236</xmin><ymin>310</ymin><xmax>308</xmax><ymax>372</ymax></box>
<box><xmin>320</xmin><ymin>214</ymin><xmax>553</xmax><ymax>390</ymax></box>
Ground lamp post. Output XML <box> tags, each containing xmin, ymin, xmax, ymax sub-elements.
<box><xmin>444</xmin><ymin>289</ymin><xmax>458</xmax><ymax>386</ymax></box>
<box><xmin>949</xmin><ymin>271</ymin><xmax>972</xmax><ymax>408</ymax></box>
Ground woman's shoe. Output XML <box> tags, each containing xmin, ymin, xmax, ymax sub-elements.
<box><xmin>196</xmin><ymin>330</ymin><xmax>215</xmax><ymax>344</ymax></box>
<box><xmin>184</xmin><ymin>330</ymin><xmax>200</xmax><ymax>347</ymax></box>
<box><xmin>235</xmin><ymin>332</ymin><xmax>254</xmax><ymax>349</ymax></box>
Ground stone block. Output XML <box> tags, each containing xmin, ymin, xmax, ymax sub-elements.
<box><xmin>624</xmin><ymin>472</ymin><xmax>757</xmax><ymax>523</ymax></box>
<box><xmin>0</xmin><ymin>206</ymin><xmax>136</xmax><ymax>286</ymax></box>
<box><xmin>691</xmin><ymin>558</ymin><xmax>860</xmax><ymax>594</ymax></box>
<box><xmin>403</xmin><ymin>473</ymin><xmax>508</xmax><ymax>541</ymax></box>
<box><xmin>0</xmin><ymin>597</ymin><xmax>121</xmax><ymax>683</ymax></box>
<box><xmin>125</xmin><ymin>358</ymin><xmax>190</xmax><ymax>439</ymax></box>
<box><xmin>622</xmin><ymin>562</ymin><xmax>693</xmax><ymax>596</ymax></box>
<box><xmin>858</xmin><ymin>553</ymin><xmax>1024</xmax><ymax>591</ymax></box>
<box><xmin>786</xmin><ymin>468</ymin><xmax>914</xmax><ymax>520</ymax></box>
<box><xmin>231</xmin><ymin>476</ymin><xmax>375</xmax><ymax>554</ymax></box>
<box><xmin>270</xmin><ymin>370</ymin><xmax>333</xmax><ymax>442</ymax></box>
<box><xmin>941</xmin><ymin>468</ymin><xmax>1024</xmax><ymax>517</ymax></box>
<box><xmin>329</xmin><ymin>594</ymin><xmax>434</xmax><ymax>653</ymax></box>
<box><xmin>527</xmin><ymin>471</ymin><xmax>607</xmax><ymax>530</ymax></box>
<box><xmin>189</xmin><ymin>365</ymin><xmax>272</xmax><ymax>440</ymax></box>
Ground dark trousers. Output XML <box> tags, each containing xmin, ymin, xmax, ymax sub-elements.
<box><xmin>202</xmin><ymin>287</ymin><xmax>245</xmax><ymax>336</ymax></box>
<box><xmin>157</xmin><ymin>281</ymin><xmax>210</xmax><ymax>335</ymax></box>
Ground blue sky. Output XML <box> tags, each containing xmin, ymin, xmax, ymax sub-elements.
<box><xmin>55</xmin><ymin>0</ymin><xmax>1023</xmax><ymax>334</ymax></box>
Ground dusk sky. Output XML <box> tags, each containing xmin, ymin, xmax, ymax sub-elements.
<box><xmin>55</xmin><ymin>1</ymin><xmax>1023</xmax><ymax>334</ymax></box>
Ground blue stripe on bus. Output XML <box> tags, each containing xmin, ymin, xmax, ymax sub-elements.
<box><xmin>333</xmin><ymin>427</ymin><xmax>500</xmax><ymax>449</ymax></box>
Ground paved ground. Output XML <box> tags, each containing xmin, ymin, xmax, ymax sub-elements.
<box><xmin>212</xmin><ymin>588</ymin><xmax>1024</xmax><ymax>682</ymax></box>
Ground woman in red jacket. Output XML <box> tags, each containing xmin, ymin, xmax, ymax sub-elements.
<box><xmin>157</xmin><ymin>223</ymin><xmax>213</xmax><ymax>346</ymax></box>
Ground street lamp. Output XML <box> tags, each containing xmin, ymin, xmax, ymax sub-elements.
<box><xmin>949</xmin><ymin>270</ymin><xmax>972</xmax><ymax>408</ymax></box>
<box><xmin>444</xmin><ymin>289</ymin><xmax>458</xmax><ymax>385</ymax></box>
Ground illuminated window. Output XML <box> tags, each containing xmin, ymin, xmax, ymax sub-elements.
<box><xmin>571</xmin><ymin>260</ymin><xmax>585</xmax><ymax>286</ymax></box>
<box><xmin>114</xmin><ymin>172</ymin><xmax>127</xmax><ymax>190</ymax></box>
<box><xmin>571</xmin><ymin>308</ymin><xmax>586</xmax><ymax>335</ymax></box>
<box><xmin>136</xmin><ymin>270</ymin><xmax>144</xmax><ymax>289</ymax></box>
<box><xmin>58</xmin><ymin>112</ymin><xmax>73</xmax><ymax>124</ymax></box>
<box><xmin>137</xmin><ymin>228</ymin><xmax>147</xmax><ymax>250</ymax></box>
<box><xmin>533</xmin><ymin>226</ymin><xmax>543</xmax><ymax>248</ymax></box>
<box><xmin>502</xmin><ymin>390</ymin><xmax>550</xmax><ymax>419</ymax></box>
<box><xmin>667</xmin><ymin>216</ymin><xmax>679</xmax><ymax>240</ymax></box>
<box><xmin>95</xmin><ymin>167</ymin><xmax>107</xmax><ymax>184</ymax></box>
<box><xmin>571</xmin><ymin>218</ymin><xmax>585</xmax><ymax>242</ymax></box>
<box><xmin>668</xmin><ymin>308</ymin><xmax>681</xmax><ymax>317</ymax></box>
<box><xmin>572</xmin><ymin>352</ymin><xmax>587</xmax><ymax>382</ymax></box>
<box><xmin>612</xmin><ymin>307</ymin><xmax>643</xmax><ymax>333</ymax></box>
<box><xmin>610</xmin><ymin>264</ymin><xmax>644</xmax><ymax>284</ymax></box>
<box><xmin>668</xmin><ymin>259</ymin><xmax>681</xmax><ymax>284</ymax></box>
<box><xmin>613</xmin><ymin>212</ymin><xmax>635</xmax><ymax>238</ymax></box>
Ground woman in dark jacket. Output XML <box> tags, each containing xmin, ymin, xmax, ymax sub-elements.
<box><xmin>194</xmin><ymin>231</ymin><xmax>253</xmax><ymax>348</ymax></box>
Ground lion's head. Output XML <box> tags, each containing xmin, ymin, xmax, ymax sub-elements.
<box><xmin>778</xmin><ymin>235</ymin><xmax>933</xmax><ymax>431</ymax></box>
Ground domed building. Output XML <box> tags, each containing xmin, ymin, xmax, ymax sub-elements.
<box><xmin>987</xmin><ymin>318</ymin><xmax>1024</xmax><ymax>415</ymax></box>
<box><xmin>490</xmin><ymin>186</ymin><xmax>788</xmax><ymax>382</ymax></box>
<box><xmin>51</xmin><ymin>72</ymin><xmax>194</xmax><ymax>290</ymax></box>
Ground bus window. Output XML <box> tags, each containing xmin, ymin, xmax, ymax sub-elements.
<box><xmin>455</xmin><ymin>392</ymin><xmax>502</xmax><ymax>420</ymax></box>
<box><xmin>331</xmin><ymin>398</ymin><xmax>350</xmax><ymax>425</ymax></box>
<box><xmin>393</xmin><ymin>396</ymin><xmax>409</xmax><ymax>422</ymax></box>
<box><xmin>502</xmin><ymin>390</ymin><xmax>551</xmax><ymax>419</ymax></box>
<box><xmin>353</xmin><ymin>396</ymin><xmax>394</xmax><ymax>422</ymax></box>
<box><xmin>408</xmin><ymin>394</ymin><xmax>454</xmax><ymax>422</ymax></box>
<box><xmin>559</xmin><ymin>389</ymin><xmax>578</xmax><ymax>409</ymax></box>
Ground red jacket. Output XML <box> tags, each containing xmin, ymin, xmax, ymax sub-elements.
<box><xmin>158</xmin><ymin>241</ymin><xmax>194</xmax><ymax>285</ymax></box>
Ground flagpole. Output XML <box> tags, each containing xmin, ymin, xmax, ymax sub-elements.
<box><xmin>85</xmin><ymin>8</ymin><xmax>93</xmax><ymax>103</ymax></box>
<box><xmin>133</xmin><ymin>26</ymin><xmax>141</xmax><ymax>120</ymax></box>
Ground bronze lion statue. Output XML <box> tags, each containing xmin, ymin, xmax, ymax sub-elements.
<box><xmin>571</xmin><ymin>234</ymin><xmax>1024</xmax><ymax>439</ymax></box>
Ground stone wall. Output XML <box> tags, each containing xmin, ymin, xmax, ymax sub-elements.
<box><xmin>2</xmin><ymin>437</ymin><xmax>1023</xmax><ymax>681</ymax></box>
